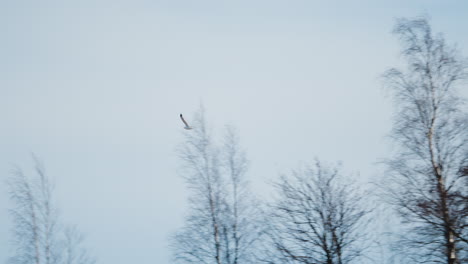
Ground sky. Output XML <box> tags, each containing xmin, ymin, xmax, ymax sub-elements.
<box><xmin>1</xmin><ymin>1</ymin><xmax>468</xmax><ymax>263</ymax></box>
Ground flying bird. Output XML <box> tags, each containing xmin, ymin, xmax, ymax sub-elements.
<box><xmin>180</xmin><ymin>114</ymin><xmax>193</xmax><ymax>130</ymax></box>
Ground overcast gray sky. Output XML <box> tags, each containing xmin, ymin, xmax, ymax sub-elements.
<box><xmin>1</xmin><ymin>1</ymin><xmax>467</xmax><ymax>263</ymax></box>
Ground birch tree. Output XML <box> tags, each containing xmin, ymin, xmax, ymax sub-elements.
<box><xmin>382</xmin><ymin>17</ymin><xmax>468</xmax><ymax>264</ymax></box>
<box><xmin>7</xmin><ymin>156</ymin><xmax>96</xmax><ymax>264</ymax></box>
<box><xmin>220</xmin><ymin>126</ymin><xmax>263</xmax><ymax>264</ymax></box>
<box><xmin>170</xmin><ymin>108</ymin><xmax>263</xmax><ymax>264</ymax></box>
<box><xmin>7</xmin><ymin>157</ymin><xmax>60</xmax><ymax>264</ymax></box>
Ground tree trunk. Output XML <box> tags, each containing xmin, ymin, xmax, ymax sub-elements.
<box><xmin>428</xmin><ymin>99</ymin><xmax>457</xmax><ymax>264</ymax></box>
<box><xmin>209</xmin><ymin>189</ymin><xmax>221</xmax><ymax>264</ymax></box>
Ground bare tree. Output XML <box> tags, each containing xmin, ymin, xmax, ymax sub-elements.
<box><xmin>265</xmin><ymin>160</ymin><xmax>371</xmax><ymax>264</ymax></box>
<box><xmin>171</xmin><ymin>108</ymin><xmax>224</xmax><ymax>264</ymax></box>
<box><xmin>62</xmin><ymin>226</ymin><xmax>96</xmax><ymax>264</ymax></box>
<box><xmin>8</xmin><ymin>166</ymin><xmax>41</xmax><ymax>264</ymax></box>
<box><xmin>7</xmin><ymin>157</ymin><xmax>60</xmax><ymax>264</ymax></box>
<box><xmin>7</xmin><ymin>156</ymin><xmax>96</xmax><ymax>264</ymax></box>
<box><xmin>170</xmin><ymin>108</ymin><xmax>263</xmax><ymax>264</ymax></box>
<box><xmin>382</xmin><ymin>17</ymin><xmax>468</xmax><ymax>264</ymax></box>
<box><xmin>219</xmin><ymin>126</ymin><xmax>264</xmax><ymax>264</ymax></box>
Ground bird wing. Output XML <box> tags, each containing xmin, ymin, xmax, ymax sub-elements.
<box><xmin>180</xmin><ymin>114</ymin><xmax>190</xmax><ymax>127</ymax></box>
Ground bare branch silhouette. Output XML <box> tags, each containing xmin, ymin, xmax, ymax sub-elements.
<box><xmin>265</xmin><ymin>160</ymin><xmax>371</xmax><ymax>264</ymax></box>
